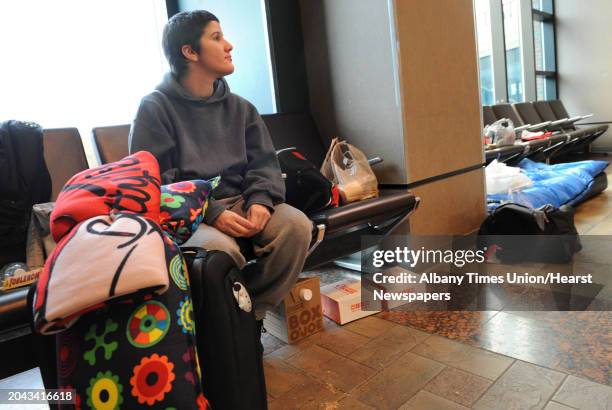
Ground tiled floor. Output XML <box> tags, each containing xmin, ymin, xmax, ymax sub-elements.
<box><xmin>262</xmin><ymin>155</ymin><xmax>612</xmax><ymax>409</ymax></box>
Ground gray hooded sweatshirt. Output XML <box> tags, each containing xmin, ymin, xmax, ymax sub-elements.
<box><xmin>129</xmin><ymin>73</ymin><xmax>285</xmax><ymax>224</ymax></box>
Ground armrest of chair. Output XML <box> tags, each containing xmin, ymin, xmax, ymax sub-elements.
<box><xmin>550</xmin><ymin>118</ymin><xmax>569</xmax><ymax>129</ymax></box>
<box><xmin>368</xmin><ymin>157</ymin><xmax>384</xmax><ymax>166</ymax></box>
<box><xmin>514</xmin><ymin>124</ymin><xmax>531</xmax><ymax>134</ymax></box>
<box><xmin>528</xmin><ymin>121</ymin><xmax>552</xmax><ymax>132</ymax></box>
<box><xmin>309</xmin><ymin>190</ymin><xmax>418</xmax><ymax>235</ymax></box>
<box><xmin>565</xmin><ymin>116</ymin><xmax>583</xmax><ymax>126</ymax></box>
<box><xmin>0</xmin><ymin>287</ymin><xmax>29</xmax><ymax>330</ymax></box>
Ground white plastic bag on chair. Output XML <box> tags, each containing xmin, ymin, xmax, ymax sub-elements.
<box><xmin>485</xmin><ymin>118</ymin><xmax>515</xmax><ymax>146</ymax></box>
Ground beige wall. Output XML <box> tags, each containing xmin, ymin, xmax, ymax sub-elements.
<box><xmin>556</xmin><ymin>0</ymin><xmax>612</xmax><ymax>151</ymax></box>
<box><xmin>409</xmin><ymin>168</ymin><xmax>486</xmax><ymax>235</ymax></box>
<box><xmin>300</xmin><ymin>0</ymin><xmax>408</xmax><ymax>184</ymax></box>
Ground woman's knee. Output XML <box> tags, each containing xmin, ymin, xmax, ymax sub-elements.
<box><xmin>184</xmin><ymin>224</ymin><xmax>246</xmax><ymax>267</ymax></box>
<box><xmin>273</xmin><ymin>204</ymin><xmax>313</xmax><ymax>245</ymax></box>
<box><xmin>205</xmin><ymin>238</ymin><xmax>245</xmax><ymax>266</ymax></box>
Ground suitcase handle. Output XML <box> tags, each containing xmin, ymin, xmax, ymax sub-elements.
<box><xmin>180</xmin><ymin>246</ymin><xmax>208</xmax><ymax>259</ymax></box>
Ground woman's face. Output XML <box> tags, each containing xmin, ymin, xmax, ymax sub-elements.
<box><xmin>195</xmin><ymin>21</ymin><xmax>234</xmax><ymax>77</ymax></box>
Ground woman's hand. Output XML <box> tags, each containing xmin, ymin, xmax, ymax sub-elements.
<box><xmin>247</xmin><ymin>204</ymin><xmax>271</xmax><ymax>234</ymax></box>
<box><xmin>213</xmin><ymin>210</ymin><xmax>257</xmax><ymax>237</ymax></box>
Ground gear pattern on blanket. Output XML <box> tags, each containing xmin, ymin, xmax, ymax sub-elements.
<box><xmin>127</xmin><ymin>300</ymin><xmax>171</xmax><ymax>348</ymax></box>
<box><xmin>177</xmin><ymin>297</ymin><xmax>195</xmax><ymax>335</ymax></box>
<box><xmin>182</xmin><ymin>347</ymin><xmax>197</xmax><ymax>385</ymax></box>
<box><xmin>57</xmin><ymin>329</ymin><xmax>80</xmax><ymax>379</ymax></box>
<box><xmin>169</xmin><ymin>254</ymin><xmax>189</xmax><ymax>291</ymax></box>
<box><xmin>130</xmin><ymin>353</ymin><xmax>175</xmax><ymax>405</ymax></box>
<box><xmin>83</xmin><ymin>318</ymin><xmax>119</xmax><ymax>366</ymax></box>
<box><xmin>87</xmin><ymin>370</ymin><xmax>124</xmax><ymax>409</ymax></box>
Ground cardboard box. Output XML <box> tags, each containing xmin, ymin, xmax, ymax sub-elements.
<box><xmin>264</xmin><ymin>277</ymin><xmax>324</xmax><ymax>344</ymax></box>
<box><xmin>320</xmin><ymin>279</ymin><xmax>379</xmax><ymax>325</ymax></box>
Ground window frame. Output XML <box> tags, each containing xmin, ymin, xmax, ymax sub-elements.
<box><xmin>477</xmin><ymin>0</ymin><xmax>559</xmax><ymax>105</ymax></box>
<box><xmin>532</xmin><ymin>4</ymin><xmax>558</xmax><ymax>100</ymax></box>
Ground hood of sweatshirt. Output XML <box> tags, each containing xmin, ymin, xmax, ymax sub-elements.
<box><xmin>156</xmin><ymin>73</ymin><xmax>230</xmax><ymax>105</ymax></box>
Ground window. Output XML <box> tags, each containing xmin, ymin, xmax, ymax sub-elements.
<box><xmin>502</xmin><ymin>0</ymin><xmax>524</xmax><ymax>103</ymax></box>
<box><xmin>475</xmin><ymin>0</ymin><xmax>558</xmax><ymax>106</ymax></box>
<box><xmin>0</xmin><ymin>0</ymin><xmax>168</xmax><ymax>165</ymax></box>
<box><xmin>480</xmin><ymin>56</ymin><xmax>495</xmax><ymax>105</ymax></box>
<box><xmin>177</xmin><ymin>0</ymin><xmax>276</xmax><ymax>114</ymax></box>
<box><xmin>475</xmin><ymin>0</ymin><xmax>495</xmax><ymax>105</ymax></box>
<box><xmin>532</xmin><ymin>1</ymin><xmax>557</xmax><ymax>100</ymax></box>
<box><xmin>532</xmin><ymin>0</ymin><xmax>553</xmax><ymax>14</ymax></box>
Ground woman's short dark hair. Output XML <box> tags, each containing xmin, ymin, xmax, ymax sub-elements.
<box><xmin>162</xmin><ymin>10</ymin><xmax>219</xmax><ymax>78</ymax></box>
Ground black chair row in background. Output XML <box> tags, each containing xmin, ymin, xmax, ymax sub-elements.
<box><xmin>483</xmin><ymin>99</ymin><xmax>609</xmax><ymax>165</ymax></box>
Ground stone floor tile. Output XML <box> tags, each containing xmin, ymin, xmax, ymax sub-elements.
<box><xmin>268</xmin><ymin>373</ymin><xmax>344</xmax><ymax>410</ymax></box>
<box><xmin>398</xmin><ymin>391</ymin><xmax>469</xmax><ymax>410</ymax></box>
<box><xmin>349</xmin><ymin>325</ymin><xmax>429</xmax><ymax>370</ymax></box>
<box><xmin>301</xmin><ymin>266</ymin><xmax>361</xmax><ymax>286</ymax></box>
<box><xmin>575</xmin><ymin>221</ymin><xmax>595</xmax><ymax>235</ymax></box>
<box><xmin>471</xmin><ymin>311</ymin><xmax>611</xmax><ymax>385</ymax></box>
<box><xmin>266</xmin><ymin>329</ymin><xmax>324</xmax><ymax>360</ymax></box>
<box><xmin>263</xmin><ymin>332</ymin><xmax>287</xmax><ymax>356</ymax></box>
<box><xmin>410</xmin><ymin>335</ymin><xmax>513</xmax><ymax>380</ymax></box>
<box><xmin>584</xmin><ymin>223</ymin><xmax>612</xmax><ymax>235</ymax></box>
<box><xmin>574</xmin><ymin>235</ymin><xmax>612</xmax><ymax>264</ymax></box>
<box><xmin>552</xmin><ymin>375</ymin><xmax>612</xmax><ymax>410</ymax></box>
<box><xmin>264</xmin><ymin>356</ymin><xmax>309</xmax><ymax>399</ymax></box>
<box><xmin>314</xmin><ymin>326</ymin><xmax>371</xmax><ymax>357</ymax></box>
<box><xmin>334</xmin><ymin>396</ymin><xmax>375</xmax><ymax>410</ymax></box>
<box><xmin>265</xmin><ymin>316</ymin><xmax>340</xmax><ymax>360</ymax></box>
<box><xmin>543</xmin><ymin>402</ymin><xmax>575</xmax><ymax>410</ymax></box>
<box><xmin>285</xmin><ymin>345</ymin><xmax>375</xmax><ymax>393</ymax></box>
<box><xmin>344</xmin><ymin>315</ymin><xmax>397</xmax><ymax>338</ymax></box>
<box><xmin>423</xmin><ymin>367</ymin><xmax>492</xmax><ymax>407</ymax></box>
<box><xmin>321</xmin><ymin>396</ymin><xmax>376</xmax><ymax>409</ymax></box>
<box><xmin>352</xmin><ymin>351</ymin><xmax>444</xmax><ymax>409</ymax></box>
<box><xmin>379</xmin><ymin>310</ymin><xmax>498</xmax><ymax>342</ymax></box>
<box><xmin>473</xmin><ymin>361</ymin><xmax>565</xmax><ymax>410</ymax></box>
<box><xmin>469</xmin><ymin>312</ymin><xmax>565</xmax><ymax>370</ymax></box>
<box><xmin>572</xmin><ymin>261</ymin><xmax>612</xmax><ymax>300</ymax></box>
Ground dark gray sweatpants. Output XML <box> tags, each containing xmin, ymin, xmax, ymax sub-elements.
<box><xmin>184</xmin><ymin>196</ymin><xmax>312</xmax><ymax>320</ymax></box>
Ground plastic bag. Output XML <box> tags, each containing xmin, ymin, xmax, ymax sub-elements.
<box><xmin>484</xmin><ymin>118</ymin><xmax>515</xmax><ymax>146</ymax></box>
<box><xmin>506</xmin><ymin>188</ymin><xmax>535</xmax><ymax>209</ymax></box>
<box><xmin>321</xmin><ymin>138</ymin><xmax>379</xmax><ymax>203</ymax></box>
<box><xmin>485</xmin><ymin>159</ymin><xmax>532</xmax><ymax>195</ymax></box>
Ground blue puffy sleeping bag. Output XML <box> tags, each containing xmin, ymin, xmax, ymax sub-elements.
<box><xmin>487</xmin><ymin>158</ymin><xmax>608</xmax><ymax>211</ymax></box>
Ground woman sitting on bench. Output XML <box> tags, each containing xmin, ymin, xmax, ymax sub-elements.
<box><xmin>129</xmin><ymin>10</ymin><xmax>312</xmax><ymax>325</ymax></box>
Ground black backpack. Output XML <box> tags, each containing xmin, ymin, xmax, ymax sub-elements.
<box><xmin>276</xmin><ymin>147</ymin><xmax>336</xmax><ymax>215</ymax></box>
<box><xmin>0</xmin><ymin>120</ymin><xmax>51</xmax><ymax>259</ymax></box>
<box><xmin>478</xmin><ymin>203</ymin><xmax>581</xmax><ymax>263</ymax></box>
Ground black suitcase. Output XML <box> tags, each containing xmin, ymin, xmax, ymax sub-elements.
<box><xmin>184</xmin><ymin>247</ymin><xmax>268</xmax><ymax>410</ymax></box>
